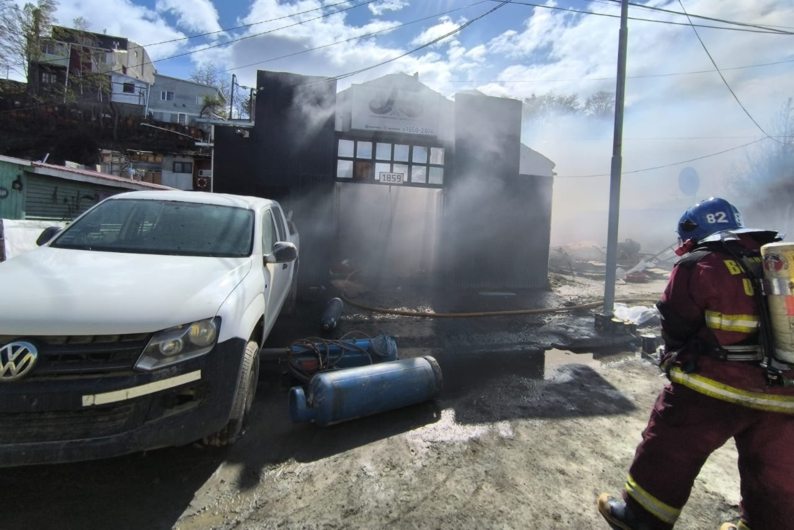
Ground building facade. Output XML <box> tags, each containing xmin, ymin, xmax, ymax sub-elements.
<box><xmin>29</xmin><ymin>26</ymin><xmax>155</xmax><ymax>116</ymax></box>
<box><xmin>147</xmin><ymin>74</ymin><xmax>224</xmax><ymax>127</ymax></box>
<box><xmin>214</xmin><ymin>71</ymin><xmax>555</xmax><ymax>291</ymax></box>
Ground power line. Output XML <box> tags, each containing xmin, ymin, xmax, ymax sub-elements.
<box><xmin>143</xmin><ymin>0</ymin><xmax>363</xmax><ymax>47</ymax></box>
<box><xmin>333</xmin><ymin>1</ymin><xmax>510</xmax><ymax>81</ymax></box>
<box><xmin>557</xmin><ymin>137</ymin><xmax>769</xmax><ymax>178</ymax></box>
<box><xmin>151</xmin><ymin>0</ymin><xmax>379</xmax><ymax>65</ymax></box>
<box><xmin>444</xmin><ymin>56</ymin><xmax>794</xmax><ymax>85</ymax></box>
<box><xmin>225</xmin><ymin>1</ymin><xmax>491</xmax><ymax>73</ymax></box>
<box><xmin>602</xmin><ymin>0</ymin><xmax>794</xmax><ymax>35</ymax></box>
<box><xmin>497</xmin><ymin>0</ymin><xmax>794</xmax><ymax>35</ymax></box>
<box><xmin>677</xmin><ymin>0</ymin><xmax>778</xmax><ymax>142</ymax></box>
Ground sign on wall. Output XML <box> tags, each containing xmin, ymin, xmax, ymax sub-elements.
<box><xmin>351</xmin><ymin>85</ymin><xmax>439</xmax><ymax>136</ymax></box>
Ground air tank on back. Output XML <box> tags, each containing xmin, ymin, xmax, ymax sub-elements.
<box><xmin>761</xmin><ymin>242</ymin><xmax>794</xmax><ymax>362</ymax></box>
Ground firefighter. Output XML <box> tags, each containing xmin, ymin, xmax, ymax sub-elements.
<box><xmin>597</xmin><ymin>197</ymin><xmax>794</xmax><ymax>530</ymax></box>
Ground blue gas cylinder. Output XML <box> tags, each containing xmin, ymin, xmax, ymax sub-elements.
<box><xmin>287</xmin><ymin>334</ymin><xmax>398</xmax><ymax>377</ymax></box>
<box><xmin>289</xmin><ymin>356</ymin><xmax>443</xmax><ymax>426</ymax></box>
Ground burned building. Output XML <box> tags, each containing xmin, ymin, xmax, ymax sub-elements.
<box><xmin>214</xmin><ymin>70</ymin><xmax>554</xmax><ymax>292</ymax></box>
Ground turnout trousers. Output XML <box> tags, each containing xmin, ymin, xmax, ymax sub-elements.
<box><xmin>622</xmin><ymin>383</ymin><xmax>794</xmax><ymax>529</ymax></box>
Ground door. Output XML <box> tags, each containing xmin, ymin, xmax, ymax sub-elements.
<box><xmin>260</xmin><ymin>208</ymin><xmax>276</xmax><ymax>331</ymax></box>
<box><xmin>262</xmin><ymin>208</ymin><xmax>290</xmax><ymax>322</ymax></box>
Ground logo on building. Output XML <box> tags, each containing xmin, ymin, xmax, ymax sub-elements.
<box><xmin>0</xmin><ymin>341</ymin><xmax>38</xmax><ymax>381</ymax></box>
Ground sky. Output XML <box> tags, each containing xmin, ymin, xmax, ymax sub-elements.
<box><xmin>15</xmin><ymin>0</ymin><xmax>794</xmax><ymax>247</ymax></box>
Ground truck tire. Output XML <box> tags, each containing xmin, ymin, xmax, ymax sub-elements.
<box><xmin>203</xmin><ymin>339</ymin><xmax>260</xmax><ymax>447</ymax></box>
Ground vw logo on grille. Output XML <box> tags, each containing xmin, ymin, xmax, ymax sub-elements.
<box><xmin>0</xmin><ymin>341</ymin><xmax>38</xmax><ymax>381</ymax></box>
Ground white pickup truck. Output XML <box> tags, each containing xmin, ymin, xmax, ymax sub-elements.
<box><xmin>0</xmin><ymin>190</ymin><xmax>298</xmax><ymax>466</ymax></box>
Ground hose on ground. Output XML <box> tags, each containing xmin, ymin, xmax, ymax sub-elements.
<box><xmin>340</xmin><ymin>294</ymin><xmax>660</xmax><ymax>319</ymax></box>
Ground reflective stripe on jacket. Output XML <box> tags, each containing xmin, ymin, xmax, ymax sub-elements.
<box><xmin>668</xmin><ymin>366</ymin><xmax>794</xmax><ymax>414</ymax></box>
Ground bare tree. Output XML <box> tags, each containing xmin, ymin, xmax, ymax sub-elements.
<box><xmin>584</xmin><ymin>91</ymin><xmax>614</xmax><ymax>118</ymax></box>
<box><xmin>0</xmin><ymin>0</ymin><xmax>57</xmax><ymax>79</ymax></box>
<box><xmin>72</xmin><ymin>16</ymin><xmax>88</xmax><ymax>31</ymax></box>
<box><xmin>730</xmin><ymin>98</ymin><xmax>794</xmax><ymax>235</ymax></box>
<box><xmin>523</xmin><ymin>93</ymin><xmax>580</xmax><ymax>118</ymax></box>
<box><xmin>190</xmin><ymin>63</ymin><xmax>230</xmax><ymax>118</ymax></box>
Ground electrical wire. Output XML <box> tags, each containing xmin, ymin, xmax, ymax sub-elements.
<box><xmin>676</xmin><ymin>0</ymin><xmax>779</xmax><ymax>143</ymax></box>
<box><xmin>225</xmin><ymin>1</ymin><xmax>491</xmax><ymax>73</ymax></box>
<box><xmin>600</xmin><ymin>0</ymin><xmax>794</xmax><ymax>35</ymax></box>
<box><xmin>151</xmin><ymin>0</ymin><xmax>379</xmax><ymax>66</ymax></box>
<box><xmin>143</xmin><ymin>0</ymin><xmax>367</xmax><ymax>47</ymax></box>
<box><xmin>497</xmin><ymin>0</ymin><xmax>794</xmax><ymax>34</ymax></box>
<box><xmin>334</xmin><ymin>1</ymin><xmax>510</xmax><ymax>81</ymax></box>
<box><xmin>556</xmin><ymin>137</ymin><xmax>769</xmax><ymax>178</ymax></box>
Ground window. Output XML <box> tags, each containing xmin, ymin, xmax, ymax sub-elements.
<box><xmin>376</xmin><ymin>143</ymin><xmax>391</xmax><ymax>160</ymax></box>
<box><xmin>394</xmin><ymin>144</ymin><xmax>409</xmax><ymax>162</ymax></box>
<box><xmin>177</xmin><ymin>113</ymin><xmax>187</xmax><ymax>125</ymax></box>
<box><xmin>173</xmin><ymin>161</ymin><xmax>193</xmax><ymax>174</ymax></box>
<box><xmin>411</xmin><ymin>165</ymin><xmax>427</xmax><ymax>184</ymax></box>
<box><xmin>412</xmin><ymin>146</ymin><xmax>428</xmax><ymax>164</ymax></box>
<box><xmin>337</xmin><ymin>139</ymin><xmax>354</xmax><ymax>158</ymax></box>
<box><xmin>336</xmin><ymin>138</ymin><xmax>444</xmax><ymax>186</ymax></box>
<box><xmin>262</xmin><ymin>210</ymin><xmax>277</xmax><ymax>253</ymax></box>
<box><xmin>41</xmin><ymin>72</ymin><xmax>57</xmax><ymax>85</ymax></box>
<box><xmin>161</xmin><ymin>91</ymin><xmax>174</xmax><ymax>101</ymax></box>
<box><xmin>122</xmin><ymin>82</ymin><xmax>135</xmax><ymax>94</ymax></box>
<box><xmin>336</xmin><ymin>159</ymin><xmax>353</xmax><ymax>179</ymax></box>
<box><xmin>355</xmin><ymin>141</ymin><xmax>372</xmax><ymax>159</ymax></box>
<box><xmin>429</xmin><ymin>166</ymin><xmax>444</xmax><ymax>185</ymax></box>
<box><xmin>41</xmin><ymin>41</ymin><xmax>59</xmax><ymax>55</ymax></box>
<box><xmin>272</xmin><ymin>207</ymin><xmax>287</xmax><ymax>241</ymax></box>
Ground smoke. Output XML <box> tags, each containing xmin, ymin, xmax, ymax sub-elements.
<box><xmin>290</xmin><ymin>80</ymin><xmax>337</xmax><ymax>146</ymax></box>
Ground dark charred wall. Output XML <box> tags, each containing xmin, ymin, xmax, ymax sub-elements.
<box><xmin>214</xmin><ymin>71</ymin><xmax>337</xmax><ymax>289</ymax></box>
<box><xmin>443</xmin><ymin>92</ymin><xmax>548</xmax><ymax>289</ymax></box>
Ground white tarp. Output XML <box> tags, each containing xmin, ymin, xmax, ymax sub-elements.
<box><xmin>1</xmin><ymin>219</ymin><xmax>66</xmax><ymax>261</ymax></box>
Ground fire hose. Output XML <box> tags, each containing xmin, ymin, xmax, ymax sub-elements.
<box><xmin>339</xmin><ymin>294</ymin><xmax>659</xmax><ymax>319</ymax></box>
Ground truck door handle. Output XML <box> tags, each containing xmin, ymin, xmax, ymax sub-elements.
<box><xmin>282</xmin><ymin>264</ymin><xmax>288</xmax><ymax>270</ymax></box>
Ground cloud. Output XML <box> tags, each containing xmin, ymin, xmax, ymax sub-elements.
<box><xmin>409</xmin><ymin>16</ymin><xmax>462</xmax><ymax>47</ymax></box>
<box><xmin>155</xmin><ymin>0</ymin><xmax>223</xmax><ymax>37</ymax></box>
<box><xmin>368</xmin><ymin>0</ymin><xmax>409</xmax><ymax>17</ymax></box>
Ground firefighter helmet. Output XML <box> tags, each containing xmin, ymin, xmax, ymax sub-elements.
<box><xmin>677</xmin><ymin>197</ymin><xmax>744</xmax><ymax>243</ymax></box>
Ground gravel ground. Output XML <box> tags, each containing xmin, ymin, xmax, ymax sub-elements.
<box><xmin>2</xmin><ymin>269</ymin><xmax>744</xmax><ymax>529</ymax></box>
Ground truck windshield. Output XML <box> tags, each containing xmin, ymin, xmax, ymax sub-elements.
<box><xmin>51</xmin><ymin>199</ymin><xmax>254</xmax><ymax>257</ymax></box>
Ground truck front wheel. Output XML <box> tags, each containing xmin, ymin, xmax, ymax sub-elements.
<box><xmin>203</xmin><ymin>339</ymin><xmax>260</xmax><ymax>447</ymax></box>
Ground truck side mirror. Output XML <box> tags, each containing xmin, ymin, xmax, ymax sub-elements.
<box><xmin>264</xmin><ymin>241</ymin><xmax>298</xmax><ymax>264</ymax></box>
<box><xmin>36</xmin><ymin>226</ymin><xmax>61</xmax><ymax>246</ymax></box>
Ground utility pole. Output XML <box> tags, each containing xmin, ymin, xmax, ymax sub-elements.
<box><xmin>603</xmin><ymin>0</ymin><xmax>629</xmax><ymax>315</ymax></box>
<box><xmin>229</xmin><ymin>73</ymin><xmax>236</xmax><ymax>120</ymax></box>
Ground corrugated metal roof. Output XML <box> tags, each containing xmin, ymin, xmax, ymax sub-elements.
<box><xmin>0</xmin><ymin>155</ymin><xmax>172</xmax><ymax>191</ymax></box>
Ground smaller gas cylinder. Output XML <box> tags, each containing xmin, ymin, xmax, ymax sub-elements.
<box><xmin>320</xmin><ymin>297</ymin><xmax>344</xmax><ymax>331</ymax></box>
<box><xmin>289</xmin><ymin>356</ymin><xmax>443</xmax><ymax>426</ymax></box>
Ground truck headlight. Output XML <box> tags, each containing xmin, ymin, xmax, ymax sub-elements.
<box><xmin>136</xmin><ymin>317</ymin><xmax>220</xmax><ymax>371</ymax></box>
